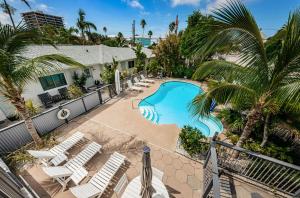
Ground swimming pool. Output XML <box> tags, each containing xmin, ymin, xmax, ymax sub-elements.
<box><xmin>138</xmin><ymin>81</ymin><xmax>223</xmax><ymax>137</ymax></box>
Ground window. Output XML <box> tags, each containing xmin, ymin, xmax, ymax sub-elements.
<box><xmin>39</xmin><ymin>73</ymin><xmax>67</xmax><ymax>91</ymax></box>
<box><xmin>128</xmin><ymin>61</ymin><xmax>135</xmax><ymax>68</ymax></box>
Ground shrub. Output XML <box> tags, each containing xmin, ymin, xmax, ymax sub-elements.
<box><xmin>25</xmin><ymin>99</ymin><xmax>40</xmax><ymax>116</ymax></box>
<box><xmin>68</xmin><ymin>85</ymin><xmax>84</xmax><ymax>99</ymax></box>
<box><xmin>146</xmin><ymin>59</ymin><xmax>163</xmax><ymax>76</ymax></box>
<box><xmin>179</xmin><ymin>125</ymin><xmax>208</xmax><ymax>157</ymax></box>
<box><xmin>73</xmin><ymin>72</ymin><xmax>87</xmax><ymax>88</ymax></box>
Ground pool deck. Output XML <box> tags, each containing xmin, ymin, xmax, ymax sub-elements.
<box><xmin>21</xmin><ymin>78</ymin><xmax>278</xmax><ymax>198</ymax></box>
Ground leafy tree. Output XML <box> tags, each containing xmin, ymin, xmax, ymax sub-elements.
<box><xmin>169</xmin><ymin>21</ymin><xmax>176</xmax><ymax>33</ymax></box>
<box><xmin>153</xmin><ymin>34</ymin><xmax>183</xmax><ymax>76</ymax></box>
<box><xmin>0</xmin><ymin>0</ymin><xmax>31</xmax><ymax>29</ymax></box>
<box><xmin>72</xmin><ymin>71</ymin><xmax>87</xmax><ymax>89</ymax></box>
<box><xmin>103</xmin><ymin>26</ymin><xmax>107</xmax><ymax>36</ymax></box>
<box><xmin>116</xmin><ymin>32</ymin><xmax>127</xmax><ymax>47</ymax></box>
<box><xmin>133</xmin><ymin>44</ymin><xmax>147</xmax><ymax>72</ymax></box>
<box><xmin>76</xmin><ymin>9</ymin><xmax>97</xmax><ymax>43</ymax></box>
<box><xmin>39</xmin><ymin>25</ymin><xmax>81</xmax><ymax>44</ymax></box>
<box><xmin>140</xmin><ymin>19</ymin><xmax>146</xmax><ymax>37</ymax></box>
<box><xmin>148</xmin><ymin>30</ymin><xmax>153</xmax><ymax>39</ymax></box>
<box><xmin>0</xmin><ymin>24</ymin><xmax>84</xmax><ymax>145</ymax></box>
<box><xmin>191</xmin><ymin>1</ymin><xmax>300</xmax><ymax>148</ymax></box>
<box><xmin>100</xmin><ymin>58</ymin><xmax>119</xmax><ymax>84</ymax></box>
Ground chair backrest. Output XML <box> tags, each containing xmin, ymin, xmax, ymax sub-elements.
<box><xmin>65</xmin><ymin>142</ymin><xmax>101</xmax><ymax>172</ymax></box>
<box><xmin>133</xmin><ymin>77</ymin><xmax>139</xmax><ymax>83</ymax></box>
<box><xmin>127</xmin><ymin>80</ymin><xmax>133</xmax><ymax>88</ymax></box>
<box><xmin>141</xmin><ymin>74</ymin><xmax>146</xmax><ymax>79</ymax></box>
<box><xmin>70</xmin><ymin>167</ymin><xmax>88</xmax><ymax>185</ymax></box>
<box><xmin>38</xmin><ymin>92</ymin><xmax>52</xmax><ymax>104</ymax></box>
<box><xmin>152</xmin><ymin>167</ymin><xmax>164</xmax><ymax>181</ymax></box>
<box><xmin>113</xmin><ymin>174</ymin><xmax>128</xmax><ymax>197</ymax></box>
<box><xmin>58</xmin><ymin>87</ymin><xmax>69</xmax><ymax>98</ymax></box>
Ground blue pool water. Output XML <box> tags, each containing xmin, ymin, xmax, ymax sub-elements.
<box><xmin>138</xmin><ymin>81</ymin><xmax>223</xmax><ymax>137</ymax></box>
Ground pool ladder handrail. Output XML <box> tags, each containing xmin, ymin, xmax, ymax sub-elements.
<box><xmin>131</xmin><ymin>98</ymin><xmax>155</xmax><ymax>110</ymax></box>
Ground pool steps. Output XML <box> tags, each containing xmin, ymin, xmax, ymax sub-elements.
<box><xmin>139</xmin><ymin>106</ymin><xmax>159</xmax><ymax>124</ymax></box>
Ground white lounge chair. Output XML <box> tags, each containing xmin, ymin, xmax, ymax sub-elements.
<box><xmin>127</xmin><ymin>80</ymin><xmax>142</xmax><ymax>92</ymax></box>
<box><xmin>133</xmin><ymin>77</ymin><xmax>150</xmax><ymax>87</ymax></box>
<box><xmin>42</xmin><ymin>142</ymin><xmax>102</xmax><ymax>191</ymax></box>
<box><xmin>70</xmin><ymin>152</ymin><xmax>126</xmax><ymax>198</ymax></box>
<box><xmin>140</xmin><ymin>74</ymin><xmax>155</xmax><ymax>83</ymax></box>
<box><xmin>27</xmin><ymin>131</ymin><xmax>84</xmax><ymax>166</ymax></box>
<box><xmin>152</xmin><ymin>167</ymin><xmax>164</xmax><ymax>181</ymax></box>
<box><xmin>114</xmin><ymin>174</ymin><xmax>128</xmax><ymax>197</ymax></box>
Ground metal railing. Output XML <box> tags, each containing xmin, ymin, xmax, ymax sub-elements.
<box><xmin>215</xmin><ymin>140</ymin><xmax>300</xmax><ymax>197</ymax></box>
<box><xmin>203</xmin><ymin>141</ymin><xmax>221</xmax><ymax>198</ymax></box>
<box><xmin>0</xmin><ymin>84</ymin><xmax>115</xmax><ymax>156</ymax></box>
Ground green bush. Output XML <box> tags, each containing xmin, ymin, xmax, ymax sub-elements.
<box><xmin>179</xmin><ymin>125</ymin><xmax>209</xmax><ymax>157</ymax></box>
<box><xmin>73</xmin><ymin>72</ymin><xmax>87</xmax><ymax>88</ymax></box>
<box><xmin>146</xmin><ymin>59</ymin><xmax>163</xmax><ymax>76</ymax></box>
<box><xmin>68</xmin><ymin>85</ymin><xmax>84</xmax><ymax>99</ymax></box>
<box><xmin>25</xmin><ymin>99</ymin><xmax>40</xmax><ymax>116</ymax></box>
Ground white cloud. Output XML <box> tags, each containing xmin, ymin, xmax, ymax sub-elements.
<box><xmin>206</xmin><ymin>0</ymin><xmax>227</xmax><ymax>11</ymax></box>
<box><xmin>171</xmin><ymin>0</ymin><xmax>201</xmax><ymax>7</ymax></box>
<box><xmin>0</xmin><ymin>12</ymin><xmax>11</xmax><ymax>25</ymax></box>
<box><xmin>37</xmin><ymin>3</ymin><xmax>51</xmax><ymax>12</ymax></box>
<box><xmin>122</xmin><ymin>0</ymin><xmax>144</xmax><ymax>9</ymax></box>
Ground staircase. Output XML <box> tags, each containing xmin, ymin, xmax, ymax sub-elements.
<box><xmin>139</xmin><ymin>106</ymin><xmax>159</xmax><ymax>124</ymax></box>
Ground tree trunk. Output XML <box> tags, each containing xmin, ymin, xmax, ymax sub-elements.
<box><xmin>3</xmin><ymin>0</ymin><xmax>16</xmax><ymax>29</ymax></box>
<box><xmin>236</xmin><ymin>106</ymin><xmax>263</xmax><ymax>148</ymax></box>
<box><xmin>11</xmin><ymin>96</ymin><xmax>42</xmax><ymax>145</ymax></box>
<box><xmin>260</xmin><ymin>113</ymin><xmax>271</xmax><ymax>147</ymax></box>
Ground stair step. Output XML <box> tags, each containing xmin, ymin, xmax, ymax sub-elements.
<box><xmin>139</xmin><ymin>106</ymin><xmax>159</xmax><ymax>124</ymax></box>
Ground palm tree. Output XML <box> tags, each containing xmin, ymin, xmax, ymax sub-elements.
<box><xmin>0</xmin><ymin>0</ymin><xmax>31</xmax><ymax>29</ymax></box>
<box><xmin>191</xmin><ymin>1</ymin><xmax>300</xmax><ymax>148</ymax></box>
<box><xmin>76</xmin><ymin>9</ymin><xmax>97</xmax><ymax>42</ymax></box>
<box><xmin>140</xmin><ymin>19</ymin><xmax>146</xmax><ymax>37</ymax></box>
<box><xmin>148</xmin><ymin>30</ymin><xmax>153</xmax><ymax>39</ymax></box>
<box><xmin>169</xmin><ymin>21</ymin><xmax>175</xmax><ymax>33</ymax></box>
<box><xmin>0</xmin><ymin>24</ymin><xmax>85</xmax><ymax>145</ymax></box>
<box><xmin>103</xmin><ymin>26</ymin><xmax>107</xmax><ymax>36</ymax></box>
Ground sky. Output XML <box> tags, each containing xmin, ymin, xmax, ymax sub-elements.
<box><xmin>1</xmin><ymin>0</ymin><xmax>300</xmax><ymax>38</ymax></box>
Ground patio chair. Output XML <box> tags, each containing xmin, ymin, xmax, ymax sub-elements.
<box><xmin>114</xmin><ymin>174</ymin><xmax>128</xmax><ymax>197</ymax></box>
<box><xmin>133</xmin><ymin>77</ymin><xmax>150</xmax><ymax>87</ymax></box>
<box><xmin>70</xmin><ymin>152</ymin><xmax>126</xmax><ymax>198</ymax></box>
<box><xmin>58</xmin><ymin>87</ymin><xmax>70</xmax><ymax>100</ymax></box>
<box><xmin>152</xmin><ymin>167</ymin><xmax>164</xmax><ymax>181</ymax></box>
<box><xmin>27</xmin><ymin>131</ymin><xmax>84</xmax><ymax>166</ymax></box>
<box><xmin>38</xmin><ymin>92</ymin><xmax>53</xmax><ymax>108</ymax></box>
<box><xmin>127</xmin><ymin>80</ymin><xmax>142</xmax><ymax>92</ymax></box>
<box><xmin>140</xmin><ymin>74</ymin><xmax>155</xmax><ymax>83</ymax></box>
<box><xmin>42</xmin><ymin>141</ymin><xmax>102</xmax><ymax>191</ymax></box>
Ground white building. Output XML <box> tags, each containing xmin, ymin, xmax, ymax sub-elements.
<box><xmin>0</xmin><ymin>44</ymin><xmax>154</xmax><ymax>119</ymax></box>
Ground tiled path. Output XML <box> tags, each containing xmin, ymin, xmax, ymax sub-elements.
<box><xmin>22</xmin><ymin>79</ymin><xmax>277</xmax><ymax>198</ymax></box>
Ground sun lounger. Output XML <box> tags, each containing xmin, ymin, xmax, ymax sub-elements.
<box><xmin>42</xmin><ymin>141</ymin><xmax>102</xmax><ymax>191</ymax></box>
<box><xmin>133</xmin><ymin>77</ymin><xmax>150</xmax><ymax>87</ymax></box>
<box><xmin>70</xmin><ymin>152</ymin><xmax>126</xmax><ymax>198</ymax></box>
<box><xmin>127</xmin><ymin>80</ymin><xmax>142</xmax><ymax>92</ymax></box>
<box><xmin>140</xmin><ymin>74</ymin><xmax>155</xmax><ymax>83</ymax></box>
<box><xmin>27</xmin><ymin>131</ymin><xmax>84</xmax><ymax>166</ymax></box>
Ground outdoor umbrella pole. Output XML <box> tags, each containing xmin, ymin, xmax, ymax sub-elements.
<box><xmin>140</xmin><ymin>146</ymin><xmax>156</xmax><ymax>198</ymax></box>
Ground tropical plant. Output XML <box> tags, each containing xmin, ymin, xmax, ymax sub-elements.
<box><xmin>68</xmin><ymin>84</ymin><xmax>84</xmax><ymax>99</ymax></box>
<box><xmin>153</xmin><ymin>34</ymin><xmax>183</xmax><ymax>76</ymax></box>
<box><xmin>146</xmin><ymin>59</ymin><xmax>163</xmax><ymax>76</ymax></box>
<box><xmin>190</xmin><ymin>1</ymin><xmax>300</xmax><ymax>148</ymax></box>
<box><xmin>39</xmin><ymin>25</ymin><xmax>81</xmax><ymax>44</ymax></box>
<box><xmin>25</xmin><ymin>100</ymin><xmax>40</xmax><ymax>117</ymax></box>
<box><xmin>148</xmin><ymin>30</ymin><xmax>153</xmax><ymax>39</ymax></box>
<box><xmin>179</xmin><ymin>125</ymin><xmax>208</xmax><ymax>157</ymax></box>
<box><xmin>72</xmin><ymin>71</ymin><xmax>87</xmax><ymax>89</ymax></box>
<box><xmin>76</xmin><ymin>9</ymin><xmax>97</xmax><ymax>43</ymax></box>
<box><xmin>100</xmin><ymin>57</ymin><xmax>119</xmax><ymax>84</ymax></box>
<box><xmin>0</xmin><ymin>24</ymin><xmax>84</xmax><ymax>145</ymax></box>
<box><xmin>133</xmin><ymin>44</ymin><xmax>147</xmax><ymax>72</ymax></box>
<box><xmin>116</xmin><ymin>32</ymin><xmax>127</xmax><ymax>47</ymax></box>
<box><xmin>140</xmin><ymin>19</ymin><xmax>146</xmax><ymax>37</ymax></box>
<box><xmin>0</xmin><ymin>0</ymin><xmax>31</xmax><ymax>29</ymax></box>
<box><xmin>169</xmin><ymin>21</ymin><xmax>176</xmax><ymax>33</ymax></box>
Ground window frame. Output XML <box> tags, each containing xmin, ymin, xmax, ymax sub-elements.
<box><xmin>39</xmin><ymin>73</ymin><xmax>67</xmax><ymax>91</ymax></box>
<box><xmin>128</xmin><ymin>60</ymin><xmax>135</xmax><ymax>68</ymax></box>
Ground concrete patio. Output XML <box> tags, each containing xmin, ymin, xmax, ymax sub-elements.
<box><xmin>21</xmin><ymin>79</ymin><xmax>276</xmax><ymax>198</ymax></box>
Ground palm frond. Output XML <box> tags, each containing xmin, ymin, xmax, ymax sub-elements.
<box><xmin>274</xmin><ymin>81</ymin><xmax>300</xmax><ymax>112</ymax></box>
<box><xmin>190</xmin><ymin>82</ymin><xmax>257</xmax><ymax>116</ymax></box>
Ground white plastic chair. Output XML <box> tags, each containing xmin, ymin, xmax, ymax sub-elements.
<box><xmin>140</xmin><ymin>74</ymin><xmax>155</xmax><ymax>83</ymax></box>
<box><xmin>27</xmin><ymin>131</ymin><xmax>84</xmax><ymax>166</ymax></box>
<box><xmin>127</xmin><ymin>80</ymin><xmax>142</xmax><ymax>92</ymax></box>
<box><xmin>114</xmin><ymin>174</ymin><xmax>128</xmax><ymax>197</ymax></box>
<box><xmin>133</xmin><ymin>77</ymin><xmax>150</xmax><ymax>87</ymax></box>
<box><xmin>153</xmin><ymin>167</ymin><xmax>164</xmax><ymax>181</ymax></box>
<box><xmin>70</xmin><ymin>152</ymin><xmax>126</xmax><ymax>198</ymax></box>
<box><xmin>42</xmin><ymin>142</ymin><xmax>102</xmax><ymax>191</ymax></box>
